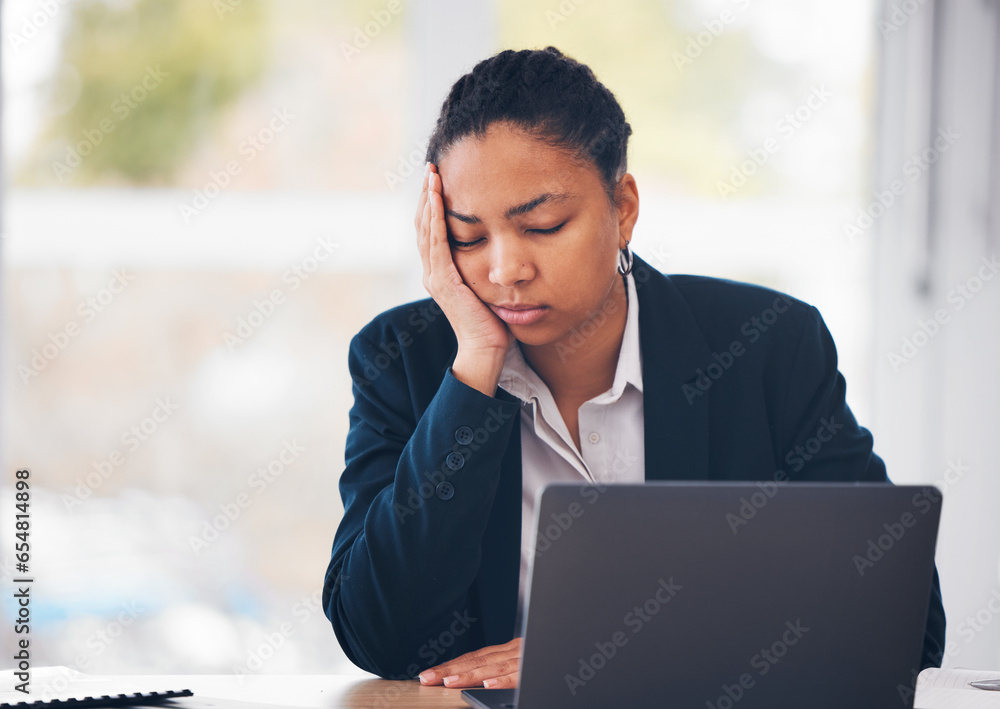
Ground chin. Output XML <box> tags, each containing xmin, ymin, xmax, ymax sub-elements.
<box><xmin>516</xmin><ymin>324</ymin><xmax>576</xmax><ymax>351</ymax></box>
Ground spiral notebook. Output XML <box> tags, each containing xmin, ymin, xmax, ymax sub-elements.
<box><xmin>1</xmin><ymin>668</ymin><xmax>192</xmax><ymax>709</ymax></box>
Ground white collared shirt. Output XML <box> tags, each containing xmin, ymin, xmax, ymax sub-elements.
<box><xmin>497</xmin><ymin>271</ymin><xmax>646</xmax><ymax>628</ymax></box>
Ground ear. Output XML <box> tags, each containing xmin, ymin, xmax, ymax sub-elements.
<box><xmin>615</xmin><ymin>173</ymin><xmax>639</xmax><ymax>248</ymax></box>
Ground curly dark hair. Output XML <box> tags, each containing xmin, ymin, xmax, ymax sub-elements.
<box><xmin>424</xmin><ymin>46</ymin><xmax>633</xmax><ymax>205</ymax></box>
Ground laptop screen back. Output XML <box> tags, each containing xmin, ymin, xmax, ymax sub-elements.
<box><xmin>514</xmin><ymin>482</ymin><xmax>941</xmax><ymax>709</ymax></box>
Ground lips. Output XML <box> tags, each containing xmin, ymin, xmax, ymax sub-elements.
<box><xmin>488</xmin><ymin>302</ymin><xmax>549</xmax><ymax>325</ymax></box>
<box><xmin>490</xmin><ymin>302</ymin><xmax>544</xmax><ymax>311</ymax></box>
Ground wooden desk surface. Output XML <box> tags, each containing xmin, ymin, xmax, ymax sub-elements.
<box><xmin>106</xmin><ymin>674</ymin><xmax>471</xmax><ymax>709</ymax></box>
<box><xmin>11</xmin><ymin>669</ymin><xmax>981</xmax><ymax>708</ymax></box>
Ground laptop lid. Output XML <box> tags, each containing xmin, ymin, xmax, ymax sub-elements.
<box><xmin>467</xmin><ymin>482</ymin><xmax>941</xmax><ymax>709</ymax></box>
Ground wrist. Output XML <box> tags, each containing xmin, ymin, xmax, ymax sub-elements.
<box><xmin>452</xmin><ymin>347</ymin><xmax>507</xmax><ymax>397</ymax></box>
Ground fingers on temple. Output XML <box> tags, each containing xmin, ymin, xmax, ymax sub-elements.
<box><xmin>414</xmin><ymin>167</ymin><xmax>429</xmax><ymax>230</ymax></box>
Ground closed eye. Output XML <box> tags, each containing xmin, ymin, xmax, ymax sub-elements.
<box><xmin>528</xmin><ymin>222</ymin><xmax>566</xmax><ymax>235</ymax></box>
<box><xmin>448</xmin><ymin>222</ymin><xmax>567</xmax><ymax>248</ymax></box>
<box><xmin>448</xmin><ymin>237</ymin><xmax>483</xmax><ymax>248</ymax></box>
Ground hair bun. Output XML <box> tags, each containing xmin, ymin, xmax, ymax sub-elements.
<box><xmin>425</xmin><ymin>47</ymin><xmax>631</xmax><ymax>204</ymax></box>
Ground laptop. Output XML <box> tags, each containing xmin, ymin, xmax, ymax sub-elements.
<box><xmin>462</xmin><ymin>482</ymin><xmax>941</xmax><ymax>709</ymax></box>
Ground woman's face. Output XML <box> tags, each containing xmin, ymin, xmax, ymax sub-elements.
<box><xmin>436</xmin><ymin>121</ymin><xmax>638</xmax><ymax>349</ymax></box>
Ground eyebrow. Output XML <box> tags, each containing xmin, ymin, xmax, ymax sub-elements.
<box><xmin>445</xmin><ymin>192</ymin><xmax>576</xmax><ymax>224</ymax></box>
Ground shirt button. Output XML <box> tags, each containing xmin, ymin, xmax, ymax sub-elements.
<box><xmin>588</xmin><ymin>432</ymin><xmax>600</xmax><ymax>444</ymax></box>
<box><xmin>455</xmin><ymin>426</ymin><xmax>474</xmax><ymax>445</ymax></box>
<box><xmin>435</xmin><ymin>482</ymin><xmax>455</xmax><ymax>500</ymax></box>
<box><xmin>446</xmin><ymin>452</ymin><xmax>465</xmax><ymax>470</ymax></box>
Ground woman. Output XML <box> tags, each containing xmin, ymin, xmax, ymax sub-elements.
<box><xmin>322</xmin><ymin>46</ymin><xmax>945</xmax><ymax>689</ymax></box>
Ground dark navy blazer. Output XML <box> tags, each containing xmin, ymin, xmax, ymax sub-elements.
<box><xmin>322</xmin><ymin>253</ymin><xmax>945</xmax><ymax>679</ymax></box>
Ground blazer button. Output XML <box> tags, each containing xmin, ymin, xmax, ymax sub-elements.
<box><xmin>446</xmin><ymin>452</ymin><xmax>465</xmax><ymax>470</ymax></box>
<box><xmin>435</xmin><ymin>482</ymin><xmax>455</xmax><ymax>500</ymax></box>
<box><xmin>455</xmin><ymin>426</ymin><xmax>474</xmax><ymax>445</ymax></box>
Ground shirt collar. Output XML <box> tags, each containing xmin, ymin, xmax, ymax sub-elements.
<box><xmin>498</xmin><ymin>270</ymin><xmax>643</xmax><ymax>403</ymax></box>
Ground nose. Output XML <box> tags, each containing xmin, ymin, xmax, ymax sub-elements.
<box><xmin>488</xmin><ymin>235</ymin><xmax>535</xmax><ymax>287</ymax></box>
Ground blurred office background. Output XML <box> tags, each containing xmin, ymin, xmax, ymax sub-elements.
<box><xmin>1</xmin><ymin>0</ymin><xmax>998</xmax><ymax>674</ymax></box>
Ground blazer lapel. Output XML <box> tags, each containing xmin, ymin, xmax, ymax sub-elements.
<box><xmin>632</xmin><ymin>254</ymin><xmax>713</xmax><ymax>481</ymax></box>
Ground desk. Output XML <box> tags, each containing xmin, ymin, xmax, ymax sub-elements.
<box><xmin>59</xmin><ymin>674</ymin><xmax>469</xmax><ymax>709</ymax></box>
<box><xmin>11</xmin><ymin>672</ymin><xmax>989</xmax><ymax>709</ymax></box>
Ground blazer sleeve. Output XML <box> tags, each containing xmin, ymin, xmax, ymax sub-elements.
<box><xmin>322</xmin><ymin>329</ymin><xmax>521</xmax><ymax>679</ymax></box>
<box><xmin>775</xmin><ymin>304</ymin><xmax>946</xmax><ymax>670</ymax></box>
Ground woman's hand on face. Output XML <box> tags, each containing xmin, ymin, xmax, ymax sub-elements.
<box><xmin>417</xmin><ymin>637</ymin><xmax>521</xmax><ymax>689</ymax></box>
<box><xmin>416</xmin><ymin>163</ymin><xmax>514</xmax><ymax>358</ymax></box>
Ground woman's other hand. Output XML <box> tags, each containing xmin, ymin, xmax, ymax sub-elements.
<box><xmin>417</xmin><ymin>637</ymin><xmax>521</xmax><ymax>689</ymax></box>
